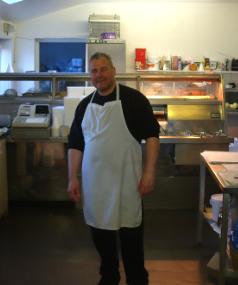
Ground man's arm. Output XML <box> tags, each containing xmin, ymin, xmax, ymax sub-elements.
<box><xmin>67</xmin><ymin>148</ymin><xmax>83</xmax><ymax>202</ymax></box>
<box><xmin>138</xmin><ymin>137</ymin><xmax>160</xmax><ymax>196</ymax></box>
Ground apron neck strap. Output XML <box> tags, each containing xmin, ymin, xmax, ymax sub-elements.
<box><xmin>116</xmin><ymin>83</ymin><xmax>119</xmax><ymax>100</ymax></box>
<box><xmin>90</xmin><ymin>89</ymin><xmax>97</xmax><ymax>103</ymax></box>
<box><xmin>90</xmin><ymin>83</ymin><xmax>119</xmax><ymax>103</ymax></box>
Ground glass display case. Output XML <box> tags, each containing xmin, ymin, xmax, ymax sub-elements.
<box><xmin>0</xmin><ymin>72</ymin><xmax>90</xmax><ymax>99</ymax></box>
<box><xmin>141</xmin><ymin>78</ymin><xmax>218</xmax><ymax>100</ymax></box>
<box><xmin>138</xmin><ymin>72</ymin><xmax>225</xmax><ymax>138</ymax></box>
<box><xmin>133</xmin><ymin>72</ymin><xmax>231</xmax><ymax>164</ymax></box>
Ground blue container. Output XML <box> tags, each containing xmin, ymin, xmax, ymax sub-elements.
<box><xmin>231</xmin><ymin>220</ymin><xmax>238</xmax><ymax>249</ymax></box>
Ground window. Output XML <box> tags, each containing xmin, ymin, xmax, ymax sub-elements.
<box><xmin>39</xmin><ymin>39</ymin><xmax>86</xmax><ymax>92</ymax></box>
<box><xmin>39</xmin><ymin>41</ymin><xmax>86</xmax><ymax>73</ymax></box>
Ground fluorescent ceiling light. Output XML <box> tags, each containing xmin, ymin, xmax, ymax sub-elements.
<box><xmin>1</xmin><ymin>0</ymin><xmax>24</xmax><ymax>4</ymax></box>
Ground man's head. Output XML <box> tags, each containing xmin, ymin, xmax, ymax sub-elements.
<box><xmin>89</xmin><ymin>53</ymin><xmax>116</xmax><ymax>96</ymax></box>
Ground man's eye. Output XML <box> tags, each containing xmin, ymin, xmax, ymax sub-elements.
<box><xmin>90</xmin><ymin>66</ymin><xmax>109</xmax><ymax>74</ymax></box>
<box><xmin>101</xmin><ymin>67</ymin><xmax>108</xmax><ymax>72</ymax></box>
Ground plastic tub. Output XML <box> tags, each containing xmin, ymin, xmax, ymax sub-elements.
<box><xmin>210</xmin><ymin>194</ymin><xmax>223</xmax><ymax>222</ymax></box>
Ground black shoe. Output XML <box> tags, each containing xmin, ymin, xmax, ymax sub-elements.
<box><xmin>126</xmin><ymin>278</ymin><xmax>148</xmax><ymax>285</ymax></box>
<box><xmin>98</xmin><ymin>276</ymin><xmax>120</xmax><ymax>285</ymax></box>
<box><xmin>127</xmin><ymin>283</ymin><xmax>148</xmax><ymax>285</ymax></box>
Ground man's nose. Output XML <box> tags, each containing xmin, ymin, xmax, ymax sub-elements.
<box><xmin>95</xmin><ymin>69</ymin><xmax>103</xmax><ymax>76</ymax></box>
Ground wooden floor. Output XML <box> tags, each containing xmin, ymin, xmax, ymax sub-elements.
<box><xmin>0</xmin><ymin>205</ymin><xmax>235</xmax><ymax>285</ymax></box>
<box><xmin>119</xmin><ymin>260</ymin><xmax>211</xmax><ymax>285</ymax></box>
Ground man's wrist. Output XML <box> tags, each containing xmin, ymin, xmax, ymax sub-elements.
<box><xmin>68</xmin><ymin>174</ymin><xmax>79</xmax><ymax>180</ymax></box>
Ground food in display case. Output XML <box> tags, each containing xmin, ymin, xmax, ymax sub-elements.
<box><xmin>141</xmin><ymin>80</ymin><xmax>216</xmax><ymax>99</ymax></box>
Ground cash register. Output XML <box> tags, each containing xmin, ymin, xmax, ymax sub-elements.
<box><xmin>11</xmin><ymin>104</ymin><xmax>51</xmax><ymax>138</ymax></box>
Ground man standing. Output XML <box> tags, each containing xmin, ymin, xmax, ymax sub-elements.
<box><xmin>67</xmin><ymin>52</ymin><xmax>160</xmax><ymax>285</ymax></box>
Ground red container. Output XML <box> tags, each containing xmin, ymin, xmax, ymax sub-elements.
<box><xmin>135</xmin><ymin>48</ymin><xmax>146</xmax><ymax>69</ymax></box>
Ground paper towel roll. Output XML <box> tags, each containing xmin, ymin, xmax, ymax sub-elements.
<box><xmin>51</xmin><ymin>106</ymin><xmax>64</xmax><ymax>137</ymax></box>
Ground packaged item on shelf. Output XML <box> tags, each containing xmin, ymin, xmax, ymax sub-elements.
<box><xmin>210</xmin><ymin>61</ymin><xmax>217</xmax><ymax>70</ymax></box>
<box><xmin>159</xmin><ymin>56</ymin><xmax>166</xmax><ymax>70</ymax></box>
<box><xmin>198</xmin><ymin>62</ymin><xmax>204</xmax><ymax>72</ymax></box>
<box><xmin>171</xmin><ymin>56</ymin><xmax>179</xmax><ymax>70</ymax></box>
<box><xmin>204</xmin><ymin>57</ymin><xmax>210</xmax><ymax>70</ymax></box>
<box><xmin>225</xmin><ymin>58</ymin><xmax>231</xmax><ymax>71</ymax></box>
<box><xmin>147</xmin><ymin>55</ymin><xmax>159</xmax><ymax>71</ymax></box>
<box><xmin>231</xmin><ymin>59</ymin><xmax>238</xmax><ymax>71</ymax></box>
<box><xmin>189</xmin><ymin>63</ymin><xmax>198</xmax><ymax>71</ymax></box>
<box><xmin>100</xmin><ymin>32</ymin><xmax>116</xmax><ymax>39</ymax></box>
<box><xmin>135</xmin><ymin>48</ymin><xmax>146</xmax><ymax>70</ymax></box>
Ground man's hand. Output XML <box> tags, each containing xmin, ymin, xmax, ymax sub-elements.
<box><xmin>138</xmin><ymin>172</ymin><xmax>155</xmax><ymax>196</ymax></box>
<box><xmin>67</xmin><ymin>177</ymin><xmax>81</xmax><ymax>202</ymax></box>
<box><xmin>67</xmin><ymin>149</ymin><xmax>83</xmax><ymax>203</ymax></box>
<box><xmin>138</xmin><ymin>137</ymin><xmax>159</xmax><ymax>196</ymax></box>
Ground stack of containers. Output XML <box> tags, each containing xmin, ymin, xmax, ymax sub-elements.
<box><xmin>51</xmin><ymin>106</ymin><xmax>64</xmax><ymax>137</ymax></box>
<box><xmin>64</xmin><ymin>86</ymin><xmax>96</xmax><ymax>130</ymax></box>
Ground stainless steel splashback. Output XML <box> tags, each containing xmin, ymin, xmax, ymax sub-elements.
<box><xmin>168</xmin><ymin>104</ymin><xmax>223</xmax><ymax>121</ymax></box>
<box><xmin>166</xmin><ymin>104</ymin><xmax>224</xmax><ymax>136</ymax></box>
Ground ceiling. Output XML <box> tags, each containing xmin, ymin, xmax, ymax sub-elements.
<box><xmin>0</xmin><ymin>0</ymin><xmax>237</xmax><ymax>23</ymax></box>
<box><xmin>0</xmin><ymin>0</ymin><xmax>103</xmax><ymax>22</ymax></box>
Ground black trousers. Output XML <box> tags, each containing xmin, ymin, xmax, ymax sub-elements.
<box><xmin>89</xmin><ymin>222</ymin><xmax>148</xmax><ymax>285</ymax></box>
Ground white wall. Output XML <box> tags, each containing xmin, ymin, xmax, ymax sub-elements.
<box><xmin>14</xmin><ymin>1</ymin><xmax>238</xmax><ymax>72</ymax></box>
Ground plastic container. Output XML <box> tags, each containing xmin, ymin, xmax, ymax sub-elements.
<box><xmin>229</xmin><ymin>137</ymin><xmax>238</xmax><ymax>152</ymax></box>
<box><xmin>231</xmin><ymin>221</ymin><xmax>238</xmax><ymax>248</ymax></box>
<box><xmin>100</xmin><ymin>32</ymin><xmax>116</xmax><ymax>39</ymax></box>
<box><xmin>147</xmin><ymin>55</ymin><xmax>159</xmax><ymax>71</ymax></box>
<box><xmin>51</xmin><ymin>106</ymin><xmax>64</xmax><ymax>137</ymax></box>
<box><xmin>210</xmin><ymin>194</ymin><xmax>223</xmax><ymax>222</ymax></box>
<box><xmin>230</xmin><ymin>220</ymin><xmax>238</xmax><ymax>270</ymax></box>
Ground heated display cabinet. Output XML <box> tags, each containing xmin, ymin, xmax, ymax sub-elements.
<box><xmin>139</xmin><ymin>72</ymin><xmax>225</xmax><ymax>136</ymax></box>
<box><xmin>135</xmin><ymin>72</ymin><xmax>231</xmax><ymax>164</ymax></box>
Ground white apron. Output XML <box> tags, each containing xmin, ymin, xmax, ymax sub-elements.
<box><xmin>81</xmin><ymin>84</ymin><xmax>142</xmax><ymax>230</ymax></box>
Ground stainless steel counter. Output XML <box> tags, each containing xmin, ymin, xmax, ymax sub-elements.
<box><xmin>160</xmin><ymin>135</ymin><xmax>232</xmax><ymax>144</ymax></box>
<box><xmin>4</xmin><ymin>135</ymin><xmax>232</xmax><ymax>206</ymax></box>
<box><xmin>6</xmin><ymin>134</ymin><xmax>232</xmax><ymax>144</ymax></box>
<box><xmin>6</xmin><ymin>133</ymin><xmax>233</xmax><ymax>166</ymax></box>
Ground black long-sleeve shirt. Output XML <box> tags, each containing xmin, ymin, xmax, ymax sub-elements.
<box><xmin>68</xmin><ymin>84</ymin><xmax>160</xmax><ymax>152</ymax></box>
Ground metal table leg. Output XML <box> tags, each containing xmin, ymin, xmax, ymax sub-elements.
<box><xmin>197</xmin><ymin>158</ymin><xmax>206</xmax><ymax>244</ymax></box>
<box><xmin>218</xmin><ymin>193</ymin><xmax>231</xmax><ymax>285</ymax></box>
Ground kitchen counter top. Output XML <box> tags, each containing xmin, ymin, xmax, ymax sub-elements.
<box><xmin>5</xmin><ymin>134</ymin><xmax>233</xmax><ymax>144</ymax></box>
